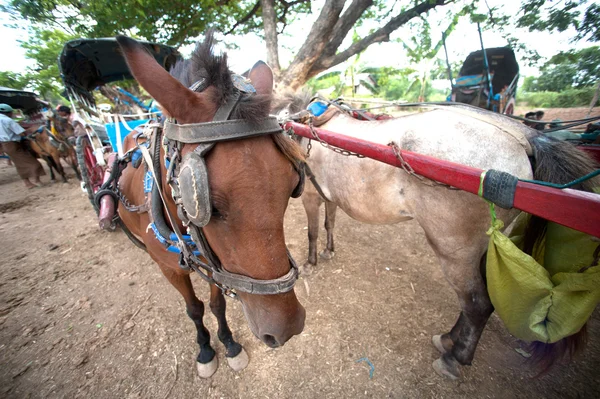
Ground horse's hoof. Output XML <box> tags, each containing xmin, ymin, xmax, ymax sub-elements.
<box><xmin>319</xmin><ymin>249</ymin><xmax>335</xmax><ymax>260</ymax></box>
<box><xmin>226</xmin><ymin>347</ymin><xmax>249</xmax><ymax>372</ymax></box>
<box><xmin>432</xmin><ymin>357</ymin><xmax>460</xmax><ymax>380</ymax></box>
<box><xmin>197</xmin><ymin>356</ymin><xmax>218</xmax><ymax>378</ymax></box>
<box><xmin>299</xmin><ymin>263</ymin><xmax>315</xmax><ymax>276</ymax></box>
<box><xmin>432</xmin><ymin>335</ymin><xmax>449</xmax><ymax>354</ymax></box>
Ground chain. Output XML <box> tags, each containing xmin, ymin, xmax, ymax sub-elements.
<box><xmin>389</xmin><ymin>143</ymin><xmax>457</xmax><ymax>189</ymax></box>
<box><xmin>307</xmin><ymin>119</ymin><xmax>365</xmax><ymax>158</ymax></box>
<box><xmin>115</xmin><ymin>181</ymin><xmax>145</xmax><ymax>212</ymax></box>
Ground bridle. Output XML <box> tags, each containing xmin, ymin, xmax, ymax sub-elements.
<box><xmin>141</xmin><ymin>75</ymin><xmax>304</xmax><ymax>298</ymax></box>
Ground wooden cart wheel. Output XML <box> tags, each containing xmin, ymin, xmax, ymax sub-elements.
<box><xmin>504</xmin><ymin>98</ymin><xmax>516</xmax><ymax>115</ymax></box>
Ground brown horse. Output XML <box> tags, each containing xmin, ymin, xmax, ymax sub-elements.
<box><xmin>26</xmin><ymin>123</ymin><xmax>80</xmax><ymax>182</ymax></box>
<box><xmin>112</xmin><ymin>34</ymin><xmax>306</xmax><ymax>378</ymax></box>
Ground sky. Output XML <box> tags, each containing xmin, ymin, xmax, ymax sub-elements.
<box><xmin>0</xmin><ymin>0</ymin><xmax>597</xmax><ymax>82</ymax></box>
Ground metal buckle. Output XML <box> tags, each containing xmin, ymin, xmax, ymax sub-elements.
<box><xmin>215</xmin><ymin>282</ymin><xmax>238</xmax><ymax>299</ymax></box>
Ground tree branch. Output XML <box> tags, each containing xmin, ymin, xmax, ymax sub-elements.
<box><xmin>224</xmin><ymin>1</ymin><xmax>261</xmax><ymax>35</ymax></box>
<box><xmin>313</xmin><ymin>0</ymin><xmax>447</xmax><ymax>75</ymax></box>
<box><xmin>281</xmin><ymin>0</ymin><xmax>346</xmax><ymax>87</ymax></box>
<box><xmin>321</xmin><ymin>0</ymin><xmax>374</xmax><ymax>59</ymax></box>
<box><xmin>262</xmin><ymin>0</ymin><xmax>281</xmax><ymax>74</ymax></box>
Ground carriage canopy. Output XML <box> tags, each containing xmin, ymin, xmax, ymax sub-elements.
<box><xmin>457</xmin><ymin>47</ymin><xmax>519</xmax><ymax>95</ymax></box>
<box><xmin>0</xmin><ymin>86</ymin><xmax>46</xmax><ymax>114</ymax></box>
<box><xmin>58</xmin><ymin>38</ymin><xmax>180</xmax><ymax>97</ymax></box>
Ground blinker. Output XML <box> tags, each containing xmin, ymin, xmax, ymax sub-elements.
<box><xmin>178</xmin><ymin>149</ymin><xmax>213</xmax><ymax>227</ymax></box>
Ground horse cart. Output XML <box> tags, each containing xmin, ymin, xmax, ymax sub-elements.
<box><xmin>0</xmin><ymin>86</ymin><xmax>80</xmax><ymax>181</ymax></box>
<box><xmin>443</xmin><ymin>24</ymin><xmax>518</xmax><ymax>115</ymax></box>
<box><xmin>58</xmin><ymin>38</ymin><xmax>179</xmax><ymax>208</ymax></box>
<box><xmin>51</xmin><ymin>33</ymin><xmax>600</xmax><ymax>381</ymax></box>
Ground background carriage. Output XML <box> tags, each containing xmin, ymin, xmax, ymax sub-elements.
<box><xmin>58</xmin><ymin>38</ymin><xmax>180</xmax><ymax>207</ymax></box>
<box><xmin>443</xmin><ymin>23</ymin><xmax>519</xmax><ymax>116</ymax></box>
<box><xmin>448</xmin><ymin>47</ymin><xmax>519</xmax><ymax>115</ymax></box>
<box><xmin>0</xmin><ymin>86</ymin><xmax>48</xmax><ymax>124</ymax></box>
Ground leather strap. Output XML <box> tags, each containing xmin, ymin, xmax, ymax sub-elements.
<box><xmin>211</xmin><ymin>251</ymin><xmax>298</xmax><ymax>295</ymax></box>
<box><xmin>163</xmin><ymin>117</ymin><xmax>283</xmax><ymax>143</ymax></box>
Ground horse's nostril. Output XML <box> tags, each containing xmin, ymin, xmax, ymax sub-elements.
<box><xmin>262</xmin><ymin>334</ymin><xmax>280</xmax><ymax>348</ymax></box>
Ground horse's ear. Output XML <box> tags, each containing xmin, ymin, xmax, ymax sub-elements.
<box><xmin>247</xmin><ymin>61</ymin><xmax>273</xmax><ymax>96</ymax></box>
<box><xmin>116</xmin><ymin>35</ymin><xmax>198</xmax><ymax>120</ymax></box>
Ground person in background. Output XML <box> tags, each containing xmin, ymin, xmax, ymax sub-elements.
<box><xmin>534</xmin><ymin>110</ymin><xmax>546</xmax><ymax>130</ymax></box>
<box><xmin>0</xmin><ymin>103</ymin><xmax>45</xmax><ymax>188</ymax></box>
<box><xmin>56</xmin><ymin>104</ymin><xmax>87</xmax><ymax>137</ymax></box>
<box><xmin>523</xmin><ymin>111</ymin><xmax>537</xmax><ymax>128</ymax></box>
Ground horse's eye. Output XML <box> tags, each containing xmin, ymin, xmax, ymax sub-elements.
<box><xmin>211</xmin><ymin>206</ymin><xmax>225</xmax><ymax>220</ymax></box>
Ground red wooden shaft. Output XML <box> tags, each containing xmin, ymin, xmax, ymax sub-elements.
<box><xmin>98</xmin><ymin>153</ymin><xmax>117</xmax><ymax>230</ymax></box>
<box><xmin>285</xmin><ymin>121</ymin><xmax>600</xmax><ymax>238</ymax></box>
<box><xmin>98</xmin><ymin>195</ymin><xmax>115</xmax><ymax>230</ymax></box>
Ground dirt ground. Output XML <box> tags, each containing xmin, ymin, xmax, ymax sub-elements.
<box><xmin>1</xmin><ymin>152</ymin><xmax>599</xmax><ymax>399</ymax></box>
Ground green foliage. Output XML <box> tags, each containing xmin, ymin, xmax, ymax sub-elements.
<box><xmin>517</xmin><ymin>0</ymin><xmax>599</xmax><ymax>42</ymax></box>
<box><xmin>0</xmin><ymin>71</ymin><xmax>28</xmax><ymax>90</ymax></box>
<box><xmin>6</xmin><ymin>0</ymin><xmax>312</xmax><ymax>47</ymax></box>
<box><xmin>518</xmin><ymin>87</ymin><xmax>595</xmax><ymax>108</ymax></box>
<box><xmin>19</xmin><ymin>28</ymin><xmax>76</xmax><ymax>101</ymax></box>
<box><xmin>306</xmin><ymin>72</ymin><xmax>342</xmax><ymax>96</ymax></box>
<box><xmin>525</xmin><ymin>46</ymin><xmax>599</xmax><ymax>92</ymax></box>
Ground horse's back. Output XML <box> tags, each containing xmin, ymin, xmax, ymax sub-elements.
<box><xmin>321</xmin><ymin>108</ymin><xmax>533</xmax><ymax>177</ymax></box>
<box><xmin>305</xmin><ymin>107</ymin><xmax>533</xmax><ymax>225</ymax></box>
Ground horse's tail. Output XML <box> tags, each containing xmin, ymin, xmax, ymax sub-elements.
<box><xmin>523</xmin><ymin>135</ymin><xmax>599</xmax><ymax>373</ymax></box>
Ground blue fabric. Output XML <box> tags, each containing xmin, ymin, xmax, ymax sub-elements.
<box><xmin>308</xmin><ymin>101</ymin><xmax>328</xmax><ymax>117</ymax></box>
<box><xmin>455</xmin><ymin>73</ymin><xmax>494</xmax><ymax>87</ymax></box>
<box><xmin>144</xmin><ymin>171</ymin><xmax>153</xmax><ymax>193</ymax></box>
<box><xmin>105</xmin><ymin>119</ymin><xmax>150</xmax><ymax>152</ymax></box>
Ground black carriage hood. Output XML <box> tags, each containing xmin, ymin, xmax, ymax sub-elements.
<box><xmin>0</xmin><ymin>86</ymin><xmax>47</xmax><ymax>114</ymax></box>
<box><xmin>58</xmin><ymin>38</ymin><xmax>181</xmax><ymax>95</ymax></box>
<box><xmin>458</xmin><ymin>47</ymin><xmax>520</xmax><ymax>92</ymax></box>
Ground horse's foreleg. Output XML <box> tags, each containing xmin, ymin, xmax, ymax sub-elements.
<box><xmin>43</xmin><ymin>156</ymin><xmax>56</xmax><ymax>181</ymax></box>
<box><xmin>301</xmin><ymin>190</ymin><xmax>323</xmax><ymax>274</ymax></box>
<box><xmin>158</xmin><ymin>265</ymin><xmax>218</xmax><ymax>378</ymax></box>
<box><xmin>320</xmin><ymin>200</ymin><xmax>337</xmax><ymax>260</ymax></box>
<box><xmin>67</xmin><ymin>149</ymin><xmax>81</xmax><ymax>180</ymax></box>
<box><xmin>53</xmin><ymin>152</ymin><xmax>68</xmax><ymax>182</ymax></box>
<box><xmin>209</xmin><ymin>284</ymin><xmax>248</xmax><ymax>371</ymax></box>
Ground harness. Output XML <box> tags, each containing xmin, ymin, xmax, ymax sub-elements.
<box><xmin>133</xmin><ymin>75</ymin><xmax>305</xmax><ymax>298</ymax></box>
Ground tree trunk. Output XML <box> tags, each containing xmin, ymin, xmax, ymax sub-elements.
<box><xmin>278</xmin><ymin>0</ymin><xmax>447</xmax><ymax>92</ymax></box>
<box><xmin>261</xmin><ymin>0</ymin><xmax>281</xmax><ymax>77</ymax></box>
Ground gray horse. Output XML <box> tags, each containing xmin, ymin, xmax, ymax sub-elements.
<box><xmin>275</xmin><ymin>95</ymin><xmax>599</xmax><ymax>380</ymax></box>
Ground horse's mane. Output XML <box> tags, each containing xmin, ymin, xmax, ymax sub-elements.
<box><xmin>168</xmin><ymin>31</ymin><xmax>271</xmax><ymax>125</ymax></box>
<box><xmin>272</xmin><ymin>90</ymin><xmax>312</xmax><ymax>115</ymax></box>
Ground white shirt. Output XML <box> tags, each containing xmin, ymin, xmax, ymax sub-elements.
<box><xmin>69</xmin><ymin>113</ymin><xmax>87</xmax><ymax>128</ymax></box>
<box><xmin>0</xmin><ymin>113</ymin><xmax>25</xmax><ymax>142</ymax></box>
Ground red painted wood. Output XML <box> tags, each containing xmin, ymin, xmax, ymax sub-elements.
<box><xmin>285</xmin><ymin>121</ymin><xmax>600</xmax><ymax>238</ymax></box>
<box><xmin>98</xmin><ymin>153</ymin><xmax>117</xmax><ymax>230</ymax></box>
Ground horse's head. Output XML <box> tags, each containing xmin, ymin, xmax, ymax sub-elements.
<box><xmin>117</xmin><ymin>34</ymin><xmax>305</xmax><ymax>348</ymax></box>
<box><xmin>49</xmin><ymin>112</ymin><xmax>74</xmax><ymax>138</ymax></box>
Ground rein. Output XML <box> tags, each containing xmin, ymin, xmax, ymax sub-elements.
<box><xmin>140</xmin><ymin>77</ymin><xmax>300</xmax><ymax>298</ymax></box>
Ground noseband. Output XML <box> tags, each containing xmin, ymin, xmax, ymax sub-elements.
<box><xmin>143</xmin><ymin>75</ymin><xmax>304</xmax><ymax>298</ymax></box>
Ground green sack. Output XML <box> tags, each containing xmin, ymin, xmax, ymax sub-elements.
<box><xmin>486</xmin><ymin>214</ymin><xmax>600</xmax><ymax>344</ymax></box>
